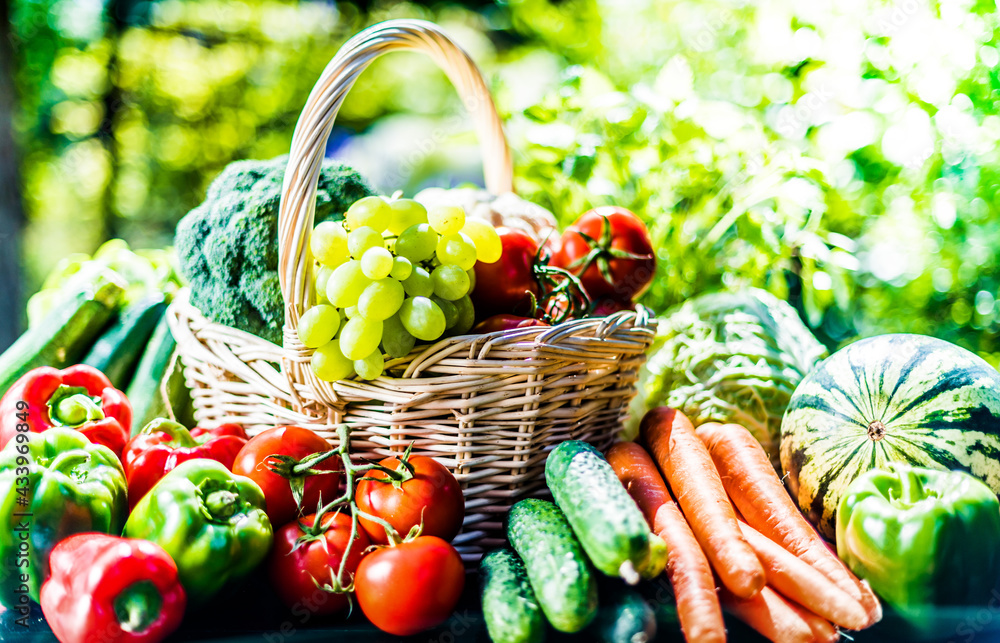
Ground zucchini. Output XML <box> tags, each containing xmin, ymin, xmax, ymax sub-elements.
<box><xmin>0</xmin><ymin>268</ymin><xmax>124</xmax><ymax>395</ymax></box>
<box><xmin>126</xmin><ymin>316</ymin><xmax>194</xmax><ymax>434</ymax></box>
<box><xmin>507</xmin><ymin>499</ymin><xmax>597</xmax><ymax>633</ymax></box>
<box><xmin>587</xmin><ymin>583</ymin><xmax>657</xmax><ymax>643</ymax></box>
<box><xmin>480</xmin><ymin>548</ymin><xmax>546</xmax><ymax>643</ymax></box>
<box><xmin>545</xmin><ymin>441</ymin><xmax>653</xmax><ymax>582</ymax></box>
<box><xmin>83</xmin><ymin>294</ymin><xmax>168</xmax><ymax>389</ymax></box>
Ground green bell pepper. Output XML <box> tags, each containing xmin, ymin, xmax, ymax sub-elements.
<box><xmin>0</xmin><ymin>428</ymin><xmax>128</xmax><ymax>607</ymax></box>
<box><xmin>124</xmin><ymin>458</ymin><xmax>272</xmax><ymax>606</ymax></box>
<box><xmin>837</xmin><ymin>463</ymin><xmax>1000</xmax><ymax>624</ymax></box>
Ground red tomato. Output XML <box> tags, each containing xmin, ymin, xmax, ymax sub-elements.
<box><xmin>541</xmin><ymin>229</ymin><xmax>561</xmax><ymax>260</ymax></box>
<box><xmin>354</xmin><ymin>537</ymin><xmax>465</xmax><ymax>636</ymax></box>
<box><xmin>473</xmin><ymin>314</ymin><xmax>550</xmax><ymax>334</ymax></box>
<box><xmin>539</xmin><ymin>286</ymin><xmax>597</xmax><ymax>323</ymax></box>
<box><xmin>232</xmin><ymin>426</ymin><xmax>342</xmax><ymax>527</ymax></box>
<box><xmin>551</xmin><ymin>206</ymin><xmax>655</xmax><ymax>302</ymax></box>
<box><xmin>356</xmin><ymin>455</ymin><xmax>465</xmax><ymax>545</ymax></box>
<box><xmin>267</xmin><ymin>512</ymin><xmax>369</xmax><ymax>616</ymax></box>
<box><xmin>471</xmin><ymin>227</ymin><xmax>540</xmax><ymax>318</ymax></box>
<box><xmin>591</xmin><ymin>297</ymin><xmax>633</xmax><ymax>316</ymax></box>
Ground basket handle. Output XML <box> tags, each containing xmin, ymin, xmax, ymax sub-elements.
<box><xmin>278</xmin><ymin>19</ymin><xmax>513</xmax><ymax>340</ymax></box>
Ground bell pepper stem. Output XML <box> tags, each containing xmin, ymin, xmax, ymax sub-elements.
<box><xmin>55</xmin><ymin>394</ymin><xmax>105</xmax><ymax>426</ymax></box>
<box><xmin>48</xmin><ymin>451</ymin><xmax>92</xmax><ymax>474</ymax></box>
<box><xmin>896</xmin><ymin>465</ymin><xmax>927</xmax><ymax>507</ymax></box>
<box><xmin>47</xmin><ymin>385</ymin><xmax>106</xmax><ymax>427</ymax></box>
<box><xmin>114</xmin><ymin>580</ymin><xmax>162</xmax><ymax>633</ymax></box>
<box><xmin>204</xmin><ymin>489</ymin><xmax>239</xmax><ymax>521</ymax></box>
<box><xmin>140</xmin><ymin>418</ymin><xmax>198</xmax><ymax>447</ymax></box>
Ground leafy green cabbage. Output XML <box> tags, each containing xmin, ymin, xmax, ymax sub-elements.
<box><xmin>626</xmin><ymin>289</ymin><xmax>827</xmax><ymax>466</ymax></box>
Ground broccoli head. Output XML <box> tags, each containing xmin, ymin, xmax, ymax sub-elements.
<box><xmin>175</xmin><ymin>155</ymin><xmax>374</xmax><ymax>344</ymax></box>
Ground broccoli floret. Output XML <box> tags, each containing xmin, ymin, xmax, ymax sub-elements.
<box><xmin>175</xmin><ymin>155</ymin><xmax>374</xmax><ymax>344</ymax></box>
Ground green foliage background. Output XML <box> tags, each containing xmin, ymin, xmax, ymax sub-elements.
<box><xmin>8</xmin><ymin>0</ymin><xmax>1000</xmax><ymax>362</ymax></box>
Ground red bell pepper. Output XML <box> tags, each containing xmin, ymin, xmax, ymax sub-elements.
<box><xmin>0</xmin><ymin>365</ymin><xmax>132</xmax><ymax>459</ymax></box>
<box><xmin>123</xmin><ymin>419</ymin><xmax>248</xmax><ymax>510</ymax></box>
<box><xmin>39</xmin><ymin>533</ymin><xmax>186</xmax><ymax>643</ymax></box>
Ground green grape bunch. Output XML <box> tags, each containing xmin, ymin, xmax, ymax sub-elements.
<box><xmin>298</xmin><ymin>195</ymin><xmax>501</xmax><ymax>382</ymax></box>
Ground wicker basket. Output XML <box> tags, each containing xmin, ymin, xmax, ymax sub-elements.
<box><xmin>167</xmin><ymin>19</ymin><xmax>657</xmax><ymax>561</ymax></box>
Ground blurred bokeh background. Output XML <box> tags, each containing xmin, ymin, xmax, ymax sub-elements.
<box><xmin>2</xmin><ymin>0</ymin><xmax>999</xmax><ymax>361</ymax></box>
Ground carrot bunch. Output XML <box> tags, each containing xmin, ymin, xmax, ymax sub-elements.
<box><xmin>605</xmin><ymin>407</ymin><xmax>881</xmax><ymax>643</ymax></box>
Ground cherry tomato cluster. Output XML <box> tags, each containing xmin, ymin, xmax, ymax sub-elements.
<box><xmin>233</xmin><ymin>425</ymin><xmax>467</xmax><ymax>637</ymax></box>
<box><xmin>469</xmin><ymin>206</ymin><xmax>655</xmax><ymax>330</ymax></box>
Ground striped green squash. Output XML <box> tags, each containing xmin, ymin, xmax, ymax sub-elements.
<box><xmin>781</xmin><ymin>333</ymin><xmax>1000</xmax><ymax>540</ymax></box>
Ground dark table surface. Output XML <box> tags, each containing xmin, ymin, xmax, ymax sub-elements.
<box><xmin>3</xmin><ymin>569</ymin><xmax>999</xmax><ymax>643</ymax></box>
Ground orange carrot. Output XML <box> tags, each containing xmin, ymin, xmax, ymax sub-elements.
<box><xmin>789</xmin><ymin>600</ymin><xmax>841</xmax><ymax>643</ymax></box>
<box><xmin>738</xmin><ymin>521</ymin><xmax>868</xmax><ymax>630</ymax></box>
<box><xmin>640</xmin><ymin>407</ymin><xmax>765</xmax><ymax>599</ymax></box>
<box><xmin>696</xmin><ymin>422</ymin><xmax>881</xmax><ymax>625</ymax></box>
<box><xmin>606</xmin><ymin>441</ymin><xmax>671</xmax><ymax>526</ymax></box>
<box><xmin>606</xmin><ymin>441</ymin><xmax>727</xmax><ymax>643</ymax></box>
<box><xmin>720</xmin><ymin>585</ymin><xmax>818</xmax><ymax>643</ymax></box>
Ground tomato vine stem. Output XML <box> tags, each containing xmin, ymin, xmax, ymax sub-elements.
<box><xmin>278</xmin><ymin>424</ymin><xmax>415</xmax><ymax>597</ymax></box>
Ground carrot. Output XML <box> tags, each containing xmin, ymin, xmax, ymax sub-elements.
<box><xmin>606</xmin><ymin>441</ymin><xmax>671</xmax><ymax>526</ymax></box>
<box><xmin>606</xmin><ymin>441</ymin><xmax>727</xmax><ymax>643</ymax></box>
<box><xmin>738</xmin><ymin>521</ymin><xmax>868</xmax><ymax>630</ymax></box>
<box><xmin>696</xmin><ymin>422</ymin><xmax>882</xmax><ymax>625</ymax></box>
<box><xmin>720</xmin><ymin>585</ymin><xmax>817</xmax><ymax>643</ymax></box>
<box><xmin>789</xmin><ymin>601</ymin><xmax>841</xmax><ymax>643</ymax></box>
<box><xmin>640</xmin><ymin>407</ymin><xmax>765</xmax><ymax>599</ymax></box>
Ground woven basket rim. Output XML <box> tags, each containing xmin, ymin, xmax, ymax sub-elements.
<box><xmin>169</xmin><ymin>288</ymin><xmax>656</xmax><ymax>383</ymax></box>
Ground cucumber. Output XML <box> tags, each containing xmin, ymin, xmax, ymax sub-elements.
<box><xmin>0</xmin><ymin>268</ymin><xmax>125</xmax><ymax>396</ymax></box>
<box><xmin>545</xmin><ymin>441</ymin><xmax>653</xmax><ymax>582</ymax></box>
<box><xmin>587</xmin><ymin>583</ymin><xmax>657</xmax><ymax>643</ymax></box>
<box><xmin>507</xmin><ymin>499</ymin><xmax>597</xmax><ymax>633</ymax></box>
<box><xmin>480</xmin><ymin>548</ymin><xmax>546</xmax><ymax>643</ymax></box>
<box><xmin>126</xmin><ymin>316</ymin><xmax>194</xmax><ymax>434</ymax></box>
<box><xmin>637</xmin><ymin>576</ymin><xmax>681</xmax><ymax>633</ymax></box>
<box><xmin>83</xmin><ymin>294</ymin><xmax>168</xmax><ymax>389</ymax></box>
<box><xmin>638</xmin><ymin>576</ymin><xmax>681</xmax><ymax>638</ymax></box>
<box><xmin>162</xmin><ymin>349</ymin><xmax>195</xmax><ymax>429</ymax></box>
<box><xmin>636</xmin><ymin>533</ymin><xmax>667</xmax><ymax>580</ymax></box>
